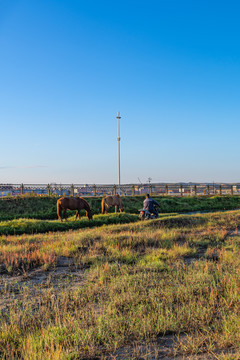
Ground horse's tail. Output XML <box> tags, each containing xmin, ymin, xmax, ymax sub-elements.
<box><xmin>101</xmin><ymin>198</ymin><xmax>106</xmax><ymax>214</ymax></box>
<box><xmin>57</xmin><ymin>200</ymin><xmax>62</xmax><ymax>220</ymax></box>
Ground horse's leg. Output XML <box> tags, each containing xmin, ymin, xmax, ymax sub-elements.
<box><xmin>115</xmin><ymin>205</ymin><xmax>117</xmax><ymax>213</ymax></box>
<box><xmin>57</xmin><ymin>204</ymin><xmax>62</xmax><ymax>221</ymax></box>
<box><xmin>63</xmin><ymin>209</ymin><xmax>67</xmax><ymax>221</ymax></box>
<box><xmin>75</xmin><ymin>210</ymin><xmax>78</xmax><ymax>220</ymax></box>
<box><xmin>58</xmin><ymin>209</ymin><xmax>62</xmax><ymax>222</ymax></box>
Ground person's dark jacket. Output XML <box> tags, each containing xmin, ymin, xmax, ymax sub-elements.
<box><xmin>143</xmin><ymin>197</ymin><xmax>160</xmax><ymax>212</ymax></box>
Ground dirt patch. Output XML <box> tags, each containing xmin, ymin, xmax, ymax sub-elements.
<box><xmin>0</xmin><ymin>256</ymin><xmax>86</xmax><ymax>312</ymax></box>
<box><xmin>104</xmin><ymin>335</ymin><xmax>235</xmax><ymax>359</ymax></box>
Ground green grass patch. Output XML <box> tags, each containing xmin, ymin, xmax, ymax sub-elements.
<box><xmin>1</xmin><ymin>195</ymin><xmax>240</xmax><ymax>221</ymax></box>
<box><xmin>0</xmin><ymin>213</ymin><xmax>139</xmax><ymax>236</ymax></box>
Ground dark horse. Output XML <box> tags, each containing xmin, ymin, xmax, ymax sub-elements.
<box><xmin>57</xmin><ymin>197</ymin><xmax>93</xmax><ymax>221</ymax></box>
<box><xmin>101</xmin><ymin>194</ymin><xmax>124</xmax><ymax>214</ymax></box>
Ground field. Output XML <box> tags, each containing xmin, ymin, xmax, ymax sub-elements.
<box><xmin>1</xmin><ymin>197</ymin><xmax>240</xmax><ymax>359</ymax></box>
<box><xmin>1</xmin><ymin>195</ymin><xmax>240</xmax><ymax>220</ymax></box>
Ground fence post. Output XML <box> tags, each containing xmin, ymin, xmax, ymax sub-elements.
<box><xmin>194</xmin><ymin>185</ymin><xmax>197</xmax><ymax>196</ymax></box>
<box><xmin>180</xmin><ymin>184</ymin><xmax>183</xmax><ymax>197</ymax></box>
<box><xmin>231</xmin><ymin>185</ymin><xmax>233</xmax><ymax>196</ymax></box>
<box><xmin>70</xmin><ymin>184</ymin><xmax>74</xmax><ymax>197</ymax></box>
<box><xmin>207</xmin><ymin>185</ymin><xmax>210</xmax><ymax>196</ymax></box>
<box><xmin>132</xmin><ymin>185</ymin><xmax>135</xmax><ymax>196</ymax></box>
<box><xmin>219</xmin><ymin>185</ymin><xmax>222</xmax><ymax>196</ymax></box>
<box><xmin>93</xmin><ymin>184</ymin><xmax>96</xmax><ymax>196</ymax></box>
<box><xmin>21</xmin><ymin>183</ymin><xmax>24</xmax><ymax>195</ymax></box>
<box><xmin>165</xmin><ymin>185</ymin><xmax>168</xmax><ymax>195</ymax></box>
<box><xmin>113</xmin><ymin>185</ymin><xmax>116</xmax><ymax>195</ymax></box>
<box><xmin>47</xmin><ymin>184</ymin><xmax>51</xmax><ymax>196</ymax></box>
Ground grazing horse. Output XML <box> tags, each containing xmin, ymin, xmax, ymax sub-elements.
<box><xmin>101</xmin><ymin>194</ymin><xmax>124</xmax><ymax>214</ymax></box>
<box><xmin>57</xmin><ymin>197</ymin><xmax>93</xmax><ymax>221</ymax></box>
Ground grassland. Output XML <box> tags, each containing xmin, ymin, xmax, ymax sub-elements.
<box><xmin>1</xmin><ymin>195</ymin><xmax>240</xmax><ymax>221</ymax></box>
<box><xmin>0</xmin><ymin>213</ymin><xmax>140</xmax><ymax>236</ymax></box>
<box><xmin>1</xmin><ymin>209</ymin><xmax>240</xmax><ymax>359</ymax></box>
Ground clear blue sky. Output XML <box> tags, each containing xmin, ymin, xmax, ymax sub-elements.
<box><xmin>1</xmin><ymin>0</ymin><xmax>240</xmax><ymax>184</ymax></box>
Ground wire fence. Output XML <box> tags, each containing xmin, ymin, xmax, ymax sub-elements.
<box><xmin>0</xmin><ymin>183</ymin><xmax>240</xmax><ymax>197</ymax></box>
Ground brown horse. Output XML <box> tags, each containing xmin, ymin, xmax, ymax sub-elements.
<box><xmin>57</xmin><ymin>197</ymin><xmax>93</xmax><ymax>221</ymax></box>
<box><xmin>101</xmin><ymin>194</ymin><xmax>124</xmax><ymax>214</ymax></box>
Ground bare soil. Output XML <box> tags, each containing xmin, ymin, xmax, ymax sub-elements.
<box><xmin>104</xmin><ymin>335</ymin><xmax>236</xmax><ymax>360</ymax></box>
<box><xmin>0</xmin><ymin>256</ymin><xmax>85</xmax><ymax>314</ymax></box>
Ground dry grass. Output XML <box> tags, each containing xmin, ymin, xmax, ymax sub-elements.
<box><xmin>0</xmin><ymin>210</ymin><xmax>240</xmax><ymax>358</ymax></box>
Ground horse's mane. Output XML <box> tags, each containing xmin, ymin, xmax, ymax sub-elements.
<box><xmin>79</xmin><ymin>197</ymin><xmax>90</xmax><ymax>210</ymax></box>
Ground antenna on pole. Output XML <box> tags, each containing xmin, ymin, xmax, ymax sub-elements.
<box><xmin>116</xmin><ymin>112</ymin><xmax>121</xmax><ymax>195</ymax></box>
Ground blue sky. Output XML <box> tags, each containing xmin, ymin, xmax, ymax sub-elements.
<box><xmin>1</xmin><ymin>0</ymin><xmax>240</xmax><ymax>184</ymax></box>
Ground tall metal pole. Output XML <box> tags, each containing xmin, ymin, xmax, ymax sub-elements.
<box><xmin>116</xmin><ymin>112</ymin><xmax>121</xmax><ymax>195</ymax></box>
